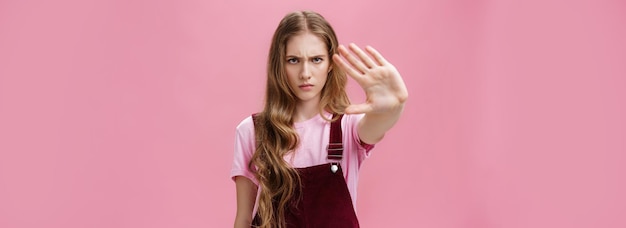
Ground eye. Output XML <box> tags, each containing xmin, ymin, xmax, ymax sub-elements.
<box><xmin>287</xmin><ymin>58</ymin><xmax>299</xmax><ymax>64</ymax></box>
<box><xmin>312</xmin><ymin>57</ymin><xmax>323</xmax><ymax>63</ymax></box>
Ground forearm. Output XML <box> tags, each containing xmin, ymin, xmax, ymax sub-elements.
<box><xmin>234</xmin><ymin>217</ymin><xmax>252</xmax><ymax>228</ymax></box>
<box><xmin>358</xmin><ymin>102</ymin><xmax>405</xmax><ymax>144</ymax></box>
<box><xmin>234</xmin><ymin>176</ymin><xmax>257</xmax><ymax>228</ymax></box>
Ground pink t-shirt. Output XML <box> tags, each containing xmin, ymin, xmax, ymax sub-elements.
<box><xmin>230</xmin><ymin>112</ymin><xmax>374</xmax><ymax>210</ymax></box>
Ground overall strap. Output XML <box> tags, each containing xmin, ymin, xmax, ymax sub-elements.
<box><xmin>251</xmin><ymin>113</ymin><xmax>258</xmax><ymax>122</ymax></box>
<box><xmin>327</xmin><ymin>114</ymin><xmax>344</xmax><ymax>161</ymax></box>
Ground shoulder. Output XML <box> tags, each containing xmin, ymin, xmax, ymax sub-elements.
<box><xmin>341</xmin><ymin>113</ymin><xmax>375</xmax><ymax>152</ymax></box>
<box><xmin>235</xmin><ymin>115</ymin><xmax>255</xmax><ymax>138</ymax></box>
<box><xmin>341</xmin><ymin>113</ymin><xmax>365</xmax><ymax>126</ymax></box>
<box><xmin>236</xmin><ymin>115</ymin><xmax>254</xmax><ymax>130</ymax></box>
<box><xmin>340</xmin><ymin>114</ymin><xmax>364</xmax><ymax>141</ymax></box>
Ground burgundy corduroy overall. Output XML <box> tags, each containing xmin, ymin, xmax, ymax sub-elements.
<box><xmin>251</xmin><ymin>114</ymin><xmax>360</xmax><ymax>228</ymax></box>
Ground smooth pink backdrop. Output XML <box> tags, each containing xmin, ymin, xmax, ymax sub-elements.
<box><xmin>1</xmin><ymin>0</ymin><xmax>625</xmax><ymax>227</ymax></box>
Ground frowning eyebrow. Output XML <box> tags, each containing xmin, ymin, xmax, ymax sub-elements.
<box><xmin>285</xmin><ymin>54</ymin><xmax>328</xmax><ymax>59</ymax></box>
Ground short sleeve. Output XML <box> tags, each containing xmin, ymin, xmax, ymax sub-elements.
<box><xmin>343</xmin><ymin>114</ymin><xmax>376</xmax><ymax>162</ymax></box>
<box><xmin>230</xmin><ymin>116</ymin><xmax>258</xmax><ymax>186</ymax></box>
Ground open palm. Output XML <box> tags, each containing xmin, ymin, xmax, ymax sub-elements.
<box><xmin>333</xmin><ymin>44</ymin><xmax>408</xmax><ymax>114</ymax></box>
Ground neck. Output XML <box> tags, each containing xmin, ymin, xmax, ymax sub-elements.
<box><xmin>293</xmin><ymin>98</ymin><xmax>321</xmax><ymax>122</ymax></box>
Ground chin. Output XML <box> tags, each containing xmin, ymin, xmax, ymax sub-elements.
<box><xmin>296</xmin><ymin>95</ymin><xmax>319</xmax><ymax>102</ymax></box>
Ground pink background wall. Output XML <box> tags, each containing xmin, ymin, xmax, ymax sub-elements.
<box><xmin>1</xmin><ymin>0</ymin><xmax>625</xmax><ymax>227</ymax></box>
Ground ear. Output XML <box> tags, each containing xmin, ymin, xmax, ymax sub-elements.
<box><xmin>328</xmin><ymin>65</ymin><xmax>332</xmax><ymax>73</ymax></box>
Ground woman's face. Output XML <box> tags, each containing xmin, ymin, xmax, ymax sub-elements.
<box><xmin>284</xmin><ymin>32</ymin><xmax>330</xmax><ymax>105</ymax></box>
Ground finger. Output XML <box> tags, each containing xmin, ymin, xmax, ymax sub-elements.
<box><xmin>349</xmin><ymin>43</ymin><xmax>378</xmax><ymax>68</ymax></box>
<box><xmin>338</xmin><ymin>45</ymin><xmax>369</xmax><ymax>74</ymax></box>
<box><xmin>365</xmin><ymin>46</ymin><xmax>389</xmax><ymax>66</ymax></box>
<box><xmin>333</xmin><ymin>54</ymin><xmax>365</xmax><ymax>83</ymax></box>
<box><xmin>345</xmin><ymin>103</ymin><xmax>373</xmax><ymax>114</ymax></box>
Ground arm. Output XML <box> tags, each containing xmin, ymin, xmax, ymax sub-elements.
<box><xmin>333</xmin><ymin>43</ymin><xmax>408</xmax><ymax>144</ymax></box>
<box><xmin>357</xmin><ymin>104</ymin><xmax>405</xmax><ymax>144</ymax></box>
<box><xmin>234</xmin><ymin>176</ymin><xmax>257</xmax><ymax>228</ymax></box>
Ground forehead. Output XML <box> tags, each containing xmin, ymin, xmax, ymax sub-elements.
<box><xmin>285</xmin><ymin>32</ymin><xmax>328</xmax><ymax>56</ymax></box>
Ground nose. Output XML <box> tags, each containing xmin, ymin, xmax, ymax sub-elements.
<box><xmin>300</xmin><ymin>62</ymin><xmax>312</xmax><ymax>79</ymax></box>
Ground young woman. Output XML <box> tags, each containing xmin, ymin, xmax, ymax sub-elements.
<box><xmin>231</xmin><ymin>10</ymin><xmax>408</xmax><ymax>228</ymax></box>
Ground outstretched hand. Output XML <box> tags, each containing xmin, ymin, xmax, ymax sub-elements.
<box><xmin>333</xmin><ymin>44</ymin><xmax>408</xmax><ymax>114</ymax></box>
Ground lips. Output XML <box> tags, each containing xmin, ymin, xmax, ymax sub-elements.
<box><xmin>299</xmin><ymin>84</ymin><xmax>314</xmax><ymax>91</ymax></box>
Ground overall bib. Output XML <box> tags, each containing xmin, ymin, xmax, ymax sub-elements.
<box><xmin>251</xmin><ymin>114</ymin><xmax>360</xmax><ymax>228</ymax></box>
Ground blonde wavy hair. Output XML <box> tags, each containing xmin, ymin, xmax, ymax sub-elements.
<box><xmin>249</xmin><ymin>10</ymin><xmax>350</xmax><ymax>228</ymax></box>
